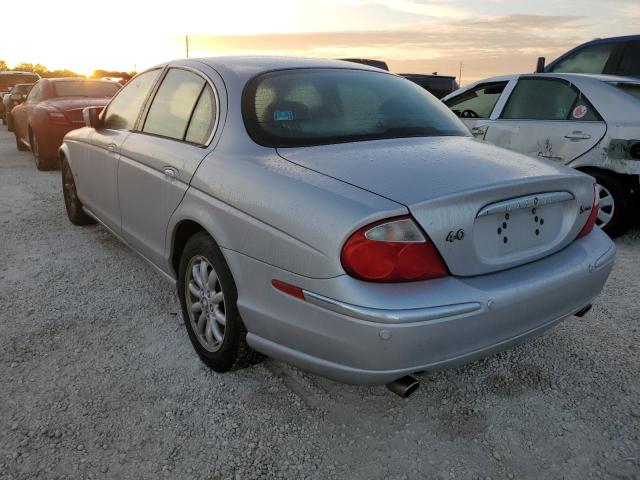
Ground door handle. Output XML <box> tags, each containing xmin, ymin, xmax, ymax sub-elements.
<box><xmin>564</xmin><ymin>132</ymin><xmax>591</xmax><ymax>141</ymax></box>
<box><xmin>163</xmin><ymin>167</ymin><xmax>178</xmax><ymax>179</ymax></box>
<box><xmin>106</xmin><ymin>143</ymin><xmax>117</xmax><ymax>153</ymax></box>
<box><xmin>471</xmin><ymin>126</ymin><xmax>486</xmax><ymax>136</ymax></box>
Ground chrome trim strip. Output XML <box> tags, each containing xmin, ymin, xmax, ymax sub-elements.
<box><xmin>303</xmin><ymin>290</ymin><xmax>482</xmax><ymax>324</ymax></box>
<box><xmin>476</xmin><ymin>191</ymin><xmax>574</xmax><ymax>218</ymax></box>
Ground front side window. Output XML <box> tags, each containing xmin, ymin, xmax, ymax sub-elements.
<box><xmin>550</xmin><ymin>43</ymin><xmax>616</xmax><ymax>74</ymax></box>
<box><xmin>244</xmin><ymin>68</ymin><xmax>468</xmax><ymax>147</ymax></box>
<box><xmin>52</xmin><ymin>80</ymin><xmax>120</xmax><ymax>98</ymax></box>
<box><xmin>501</xmin><ymin>78</ymin><xmax>600</xmax><ymax>121</ymax></box>
<box><xmin>102</xmin><ymin>69</ymin><xmax>161</xmax><ymax>130</ymax></box>
<box><xmin>618</xmin><ymin>40</ymin><xmax>640</xmax><ymax>76</ymax></box>
<box><xmin>445</xmin><ymin>82</ymin><xmax>507</xmax><ymax>118</ymax></box>
<box><xmin>143</xmin><ymin>68</ymin><xmax>206</xmax><ymax>141</ymax></box>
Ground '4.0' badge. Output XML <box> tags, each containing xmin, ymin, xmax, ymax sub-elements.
<box><xmin>446</xmin><ymin>229</ymin><xmax>465</xmax><ymax>243</ymax></box>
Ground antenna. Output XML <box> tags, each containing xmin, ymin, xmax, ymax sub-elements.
<box><xmin>185</xmin><ymin>35</ymin><xmax>190</xmax><ymax>59</ymax></box>
<box><xmin>459</xmin><ymin>60</ymin><xmax>463</xmax><ymax>86</ymax></box>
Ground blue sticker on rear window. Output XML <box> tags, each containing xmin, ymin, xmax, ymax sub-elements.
<box><xmin>274</xmin><ymin>110</ymin><xmax>293</xmax><ymax>121</ymax></box>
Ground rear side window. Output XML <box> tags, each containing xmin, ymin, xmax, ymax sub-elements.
<box><xmin>243</xmin><ymin>68</ymin><xmax>468</xmax><ymax>147</ymax></box>
<box><xmin>103</xmin><ymin>69</ymin><xmax>161</xmax><ymax>130</ymax></box>
<box><xmin>501</xmin><ymin>78</ymin><xmax>600</xmax><ymax>121</ymax></box>
<box><xmin>185</xmin><ymin>85</ymin><xmax>217</xmax><ymax>144</ymax></box>
<box><xmin>618</xmin><ymin>40</ymin><xmax>640</xmax><ymax>76</ymax></box>
<box><xmin>143</xmin><ymin>68</ymin><xmax>205</xmax><ymax>141</ymax></box>
<box><xmin>550</xmin><ymin>43</ymin><xmax>615</xmax><ymax>74</ymax></box>
<box><xmin>446</xmin><ymin>82</ymin><xmax>507</xmax><ymax>118</ymax></box>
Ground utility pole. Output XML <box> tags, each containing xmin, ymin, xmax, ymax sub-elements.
<box><xmin>185</xmin><ymin>35</ymin><xmax>190</xmax><ymax>59</ymax></box>
<box><xmin>459</xmin><ymin>60</ymin><xmax>463</xmax><ymax>86</ymax></box>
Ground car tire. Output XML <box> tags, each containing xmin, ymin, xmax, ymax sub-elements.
<box><xmin>177</xmin><ymin>232</ymin><xmax>263</xmax><ymax>372</ymax></box>
<box><xmin>590</xmin><ymin>170</ymin><xmax>633</xmax><ymax>239</ymax></box>
<box><xmin>15</xmin><ymin>131</ymin><xmax>28</xmax><ymax>151</ymax></box>
<box><xmin>6</xmin><ymin>113</ymin><xmax>13</xmax><ymax>132</ymax></box>
<box><xmin>31</xmin><ymin>130</ymin><xmax>58</xmax><ymax>171</ymax></box>
<box><xmin>61</xmin><ymin>157</ymin><xmax>96</xmax><ymax>226</ymax></box>
<box><xmin>2</xmin><ymin>115</ymin><xmax>6</xmax><ymax>126</ymax></box>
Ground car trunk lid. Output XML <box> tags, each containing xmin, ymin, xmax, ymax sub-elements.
<box><xmin>277</xmin><ymin>137</ymin><xmax>595</xmax><ymax>276</ymax></box>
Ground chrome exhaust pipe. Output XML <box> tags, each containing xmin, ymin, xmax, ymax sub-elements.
<box><xmin>386</xmin><ymin>375</ymin><xmax>420</xmax><ymax>398</ymax></box>
<box><xmin>574</xmin><ymin>304</ymin><xmax>592</xmax><ymax>318</ymax></box>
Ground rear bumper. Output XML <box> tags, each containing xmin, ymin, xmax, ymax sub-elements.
<box><xmin>226</xmin><ymin>228</ymin><xmax>615</xmax><ymax>385</ymax></box>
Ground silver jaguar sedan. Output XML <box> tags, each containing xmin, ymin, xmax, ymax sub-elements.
<box><xmin>60</xmin><ymin>57</ymin><xmax>615</xmax><ymax>395</ymax></box>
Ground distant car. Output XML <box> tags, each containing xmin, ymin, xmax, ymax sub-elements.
<box><xmin>339</xmin><ymin>58</ymin><xmax>389</xmax><ymax>71</ymax></box>
<box><xmin>0</xmin><ymin>71</ymin><xmax>40</xmax><ymax>120</ymax></box>
<box><xmin>12</xmin><ymin>77</ymin><xmax>120</xmax><ymax>170</ymax></box>
<box><xmin>59</xmin><ymin>58</ymin><xmax>614</xmax><ymax>394</ymax></box>
<box><xmin>3</xmin><ymin>83</ymin><xmax>33</xmax><ymax>131</ymax></box>
<box><xmin>400</xmin><ymin>73</ymin><xmax>459</xmax><ymax>99</ymax></box>
<box><xmin>541</xmin><ymin>35</ymin><xmax>640</xmax><ymax>79</ymax></box>
<box><xmin>443</xmin><ymin>73</ymin><xmax>640</xmax><ymax>237</ymax></box>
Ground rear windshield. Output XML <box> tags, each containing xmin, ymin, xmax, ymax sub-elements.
<box><xmin>243</xmin><ymin>68</ymin><xmax>469</xmax><ymax>147</ymax></box>
<box><xmin>609</xmin><ymin>82</ymin><xmax>640</xmax><ymax>100</ymax></box>
<box><xmin>52</xmin><ymin>80</ymin><xmax>120</xmax><ymax>98</ymax></box>
<box><xmin>0</xmin><ymin>73</ymin><xmax>39</xmax><ymax>87</ymax></box>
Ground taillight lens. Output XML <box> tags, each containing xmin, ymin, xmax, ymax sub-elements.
<box><xmin>48</xmin><ymin>111</ymin><xmax>69</xmax><ymax>125</ymax></box>
<box><xmin>341</xmin><ymin>216</ymin><xmax>449</xmax><ymax>282</ymax></box>
<box><xmin>577</xmin><ymin>184</ymin><xmax>599</xmax><ymax>239</ymax></box>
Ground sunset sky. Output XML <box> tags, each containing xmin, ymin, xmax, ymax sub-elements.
<box><xmin>1</xmin><ymin>0</ymin><xmax>638</xmax><ymax>84</ymax></box>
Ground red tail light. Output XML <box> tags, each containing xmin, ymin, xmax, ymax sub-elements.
<box><xmin>48</xmin><ymin>111</ymin><xmax>69</xmax><ymax>125</ymax></box>
<box><xmin>577</xmin><ymin>184</ymin><xmax>599</xmax><ymax>239</ymax></box>
<box><xmin>341</xmin><ymin>216</ymin><xmax>449</xmax><ymax>282</ymax></box>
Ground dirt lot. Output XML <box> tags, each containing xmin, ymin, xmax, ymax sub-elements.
<box><xmin>0</xmin><ymin>127</ymin><xmax>639</xmax><ymax>480</ymax></box>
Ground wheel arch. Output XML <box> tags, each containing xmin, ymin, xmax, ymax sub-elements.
<box><xmin>169</xmin><ymin>219</ymin><xmax>210</xmax><ymax>277</ymax></box>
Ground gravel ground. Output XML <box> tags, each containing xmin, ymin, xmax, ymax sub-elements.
<box><xmin>0</xmin><ymin>127</ymin><xmax>639</xmax><ymax>480</ymax></box>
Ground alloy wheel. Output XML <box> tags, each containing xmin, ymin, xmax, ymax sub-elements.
<box><xmin>185</xmin><ymin>256</ymin><xmax>227</xmax><ymax>352</ymax></box>
<box><xmin>595</xmin><ymin>183</ymin><xmax>614</xmax><ymax>229</ymax></box>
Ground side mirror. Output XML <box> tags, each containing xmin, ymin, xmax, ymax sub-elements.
<box><xmin>82</xmin><ymin>106</ymin><xmax>102</xmax><ymax>129</ymax></box>
<box><xmin>10</xmin><ymin>93</ymin><xmax>24</xmax><ymax>102</ymax></box>
<box><xmin>535</xmin><ymin>57</ymin><xmax>546</xmax><ymax>73</ymax></box>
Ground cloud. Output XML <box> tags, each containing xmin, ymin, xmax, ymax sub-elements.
<box><xmin>185</xmin><ymin>14</ymin><xmax>588</xmax><ymax>83</ymax></box>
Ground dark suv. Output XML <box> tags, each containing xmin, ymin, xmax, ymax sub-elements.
<box><xmin>0</xmin><ymin>71</ymin><xmax>41</xmax><ymax>120</ymax></box>
<box><xmin>542</xmin><ymin>35</ymin><xmax>640</xmax><ymax>78</ymax></box>
<box><xmin>399</xmin><ymin>74</ymin><xmax>459</xmax><ymax>99</ymax></box>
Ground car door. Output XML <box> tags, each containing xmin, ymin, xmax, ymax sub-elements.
<box><xmin>444</xmin><ymin>81</ymin><xmax>509</xmax><ymax>138</ymax></box>
<box><xmin>77</xmin><ymin>69</ymin><xmax>162</xmax><ymax>232</ymax></box>
<box><xmin>13</xmin><ymin>80</ymin><xmax>43</xmax><ymax>145</ymax></box>
<box><xmin>483</xmin><ymin>76</ymin><xmax>607</xmax><ymax>165</ymax></box>
<box><xmin>117</xmin><ymin>67</ymin><xmax>219</xmax><ymax>266</ymax></box>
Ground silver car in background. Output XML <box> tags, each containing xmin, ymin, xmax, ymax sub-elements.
<box><xmin>59</xmin><ymin>57</ymin><xmax>615</xmax><ymax>395</ymax></box>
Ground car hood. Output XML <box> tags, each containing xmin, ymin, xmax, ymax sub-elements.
<box><xmin>277</xmin><ymin>136</ymin><xmax>582</xmax><ymax>206</ymax></box>
<box><xmin>41</xmin><ymin>97</ymin><xmax>111</xmax><ymax>111</ymax></box>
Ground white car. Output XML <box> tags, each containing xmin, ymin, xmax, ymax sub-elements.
<box><xmin>443</xmin><ymin>73</ymin><xmax>640</xmax><ymax>237</ymax></box>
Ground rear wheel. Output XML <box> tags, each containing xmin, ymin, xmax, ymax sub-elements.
<box><xmin>591</xmin><ymin>170</ymin><xmax>633</xmax><ymax>238</ymax></box>
<box><xmin>61</xmin><ymin>157</ymin><xmax>95</xmax><ymax>226</ymax></box>
<box><xmin>177</xmin><ymin>232</ymin><xmax>263</xmax><ymax>372</ymax></box>
<box><xmin>2</xmin><ymin>114</ymin><xmax>6</xmax><ymax>125</ymax></box>
<box><xmin>6</xmin><ymin>112</ymin><xmax>13</xmax><ymax>132</ymax></box>
<box><xmin>31</xmin><ymin>129</ymin><xmax>57</xmax><ymax>171</ymax></box>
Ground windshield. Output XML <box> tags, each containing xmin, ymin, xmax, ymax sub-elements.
<box><xmin>243</xmin><ymin>68</ymin><xmax>469</xmax><ymax>147</ymax></box>
<box><xmin>609</xmin><ymin>82</ymin><xmax>640</xmax><ymax>101</ymax></box>
<box><xmin>11</xmin><ymin>84</ymin><xmax>33</xmax><ymax>94</ymax></box>
<box><xmin>52</xmin><ymin>80</ymin><xmax>120</xmax><ymax>98</ymax></box>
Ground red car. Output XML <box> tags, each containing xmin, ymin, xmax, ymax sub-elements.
<box><xmin>13</xmin><ymin>78</ymin><xmax>120</xmax><ymax>170</ymax></box>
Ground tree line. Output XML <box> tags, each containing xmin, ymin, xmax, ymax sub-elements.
<box><xmin>0</xmin><ymin>61</ymin><xmax>135</xmax><ymax>80</ymax></box>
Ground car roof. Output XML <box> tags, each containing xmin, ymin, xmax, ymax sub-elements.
<box><xmin>399</xmin><ymin>73</ymin><xmax>456</xmax><ymax>80</ymax></box>
<box><xmin>569</xmin><ymin>35</ymin><xmax>640</xmax><ymax>47</ymax></box>
<box><xmin>154</xmin><ymin>55</ymin><xmax>388</xmax><ymax>84</ymax></box>
<box><xmin>460</xmin><ymin>72</ymin><xmax>639</xmax><ymax>86</ymax></box>
<box><xmin>44</xmin><ymin>77</ymin><xmax>119</xmax><ymax>83</ymax></box>
<box><xmin>0</xmin><ymin>71</ymin><xmax>39</xmax><ymax>75</ymax></box>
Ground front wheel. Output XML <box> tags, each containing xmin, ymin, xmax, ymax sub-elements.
<box><xmin>61</xmin><ymin>157</ymin><xmax>95</xmax><ymax>226</ymax></box>
<box><xmin>6</xmin><ymin>112</ymin><xmax>14</xmax><ymax>132</ymax></box>
<box><xmin>15</xmin><ymin>131</ymin><xmax>28</xmax><ymax>151</ymax></box>
<box><xmin>592</xmin><ymin>170</ymin><xmax>633</xmax><ymax>239</ymax></box>
<box><xmin>177</xmin><ymin>232</ymin><xmax>263</xmax><ymax>372</ymax></box>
